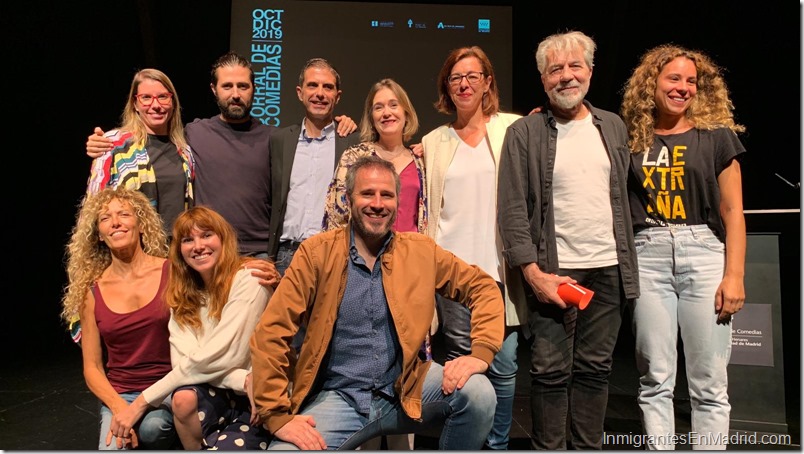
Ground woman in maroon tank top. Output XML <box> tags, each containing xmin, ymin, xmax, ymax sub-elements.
<box><xmin>61</xmin><ymin>187</ymin><xmax>175</xmax><ymax>450</ymax></box>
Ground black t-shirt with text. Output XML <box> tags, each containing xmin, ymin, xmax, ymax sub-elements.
<box><xmin>628</xmin><ymin>128</ymin><xmax>745</xmax><ymax>242</ymax></box>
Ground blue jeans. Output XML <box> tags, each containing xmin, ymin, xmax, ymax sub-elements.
<box><xmin>267</xmin><ymin>362</ymin><xmax>496</xmax><ymax>450</ymax></box>
<box><xmin>276</xmin><ymin>241</ymin><xmax>302</xmax><ymax>277</ymax></box>
<box><xmin>632</xmin><ymin>226</ymin><xmax>731</xmax><ymax>450</ymax></box>
<box><xmin>527</xmin><ymin>264</ymin><xmax>623</xmax><ymax>449</ymax></box>
<box><xmin>98</xmin><ymin>392</ymin><xmax>175</xmax><ymax>450</ymax></box>
<box><xmin>436</xmin><ymin>288</ymin><xmax>518</xmax><ymax>449</ymax></box>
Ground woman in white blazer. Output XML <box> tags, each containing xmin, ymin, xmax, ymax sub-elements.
<box><xmin>421</xmin><ymin>46</ymin><xmax>525</xmax><ymax>450</ymax></box>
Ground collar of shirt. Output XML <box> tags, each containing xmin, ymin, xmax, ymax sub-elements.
<box><xmin>349</xmin><ymin>227</ymin><xmax>394</xmax><ymax>268</ymax></box>
<box><xmin>299</xmin><ymin>119</ymin><xmax>335</xmax><ymax>143</ymax></box>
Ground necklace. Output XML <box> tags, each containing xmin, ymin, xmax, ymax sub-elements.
<box><xmin>373</xmin><ymin>143</ymin><xmax>406</xmax><ymax>160</ymax></box>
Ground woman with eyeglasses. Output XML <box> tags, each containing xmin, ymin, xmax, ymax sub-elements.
<box><xmin>420</xmin><ymin>46</ymin><xmax>525</xmax><ymax>450</ymax></box>
<box><xmin>87</xmin><ymin>68</ymin><xmax>194</xmax><ymax>239</ymax></box>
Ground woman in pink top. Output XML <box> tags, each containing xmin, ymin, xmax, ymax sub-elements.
<box><xmin>61</xmin><ymin>187</ymin><xmax>175</xmax><ymax>450</ymax></box>
<box><xmin>322</xmin><ymin>78</ymin><xmax>427</xmax><ymax>236</ymax></box>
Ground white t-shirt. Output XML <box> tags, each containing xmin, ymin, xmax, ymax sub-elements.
<box><xmin>552</xmin><ymin>113</ymin><xmax>617</xmax><ymax>269</ymax></box>
<box><xmin>436</xmin><ymin>130</ymin><xmax>502</xmax><ymax>281</ymax></box>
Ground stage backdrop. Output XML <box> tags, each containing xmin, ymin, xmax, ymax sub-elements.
<box><xmin>230</xmin><ymin>0</ymin><xmax>513</xmax><ymax>141</ymax></box>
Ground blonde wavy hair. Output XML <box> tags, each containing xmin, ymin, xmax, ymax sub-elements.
<box><xmin>621</xmin><ymin>44</ymin><xmax>745</xmax><ymax>153</ymax></box>
<box><xmin>120</xmin><ymin>68</ymin><xmax>189</xmax><ymax>152</ymax></box>
<box><xmin>166</xmin><ymin>206</ymin><xmax>248</xmax><ymax>332</ymax></box>
<box><xmin>359</xmin><ymin>78</ymin><xmax>419</xmax><ymax>143</ymax></box>
<box><xmin>61</xmin><ymin>188</ymin><xmax>168</xmax><ymax>326</ymax></box>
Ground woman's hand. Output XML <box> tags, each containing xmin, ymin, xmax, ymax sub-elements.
<box><xmin>87</xmin><ymin>127</ymin><xmax>112</xmax><ymax>158</ymax></box>
<box><xmin>245</xmin><ymin>373</ymin><xmax>260</xmax><ymax>426</ymax></box>
<box><xmin>715</xmin><ymin>274</ymin><xmax>745</xmax><ymax>323</ymax></box>
<box><xmin>109</xmin><ymin>395</ymin><xmax>148</xmax><ymax>446</ymax></box>
<box><xmin>244</xmin><ymin>258</ymin><xmax>281</xmax><ymax>289</ymax></box>
<box><xmin>106</xmin><ymin>427</ymin><xmax>138</xmax><ymax>449</ymax></box>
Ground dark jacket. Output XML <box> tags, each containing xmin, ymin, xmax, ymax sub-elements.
<box><xmin>267</xmin><ymin>121</ymin><xmax>360</xmax><ymax>258</ymax></box>
<box><xmin>497</xmin><ymin>101</ymin><xmax>639</xmax><ymax>299</ymax></box>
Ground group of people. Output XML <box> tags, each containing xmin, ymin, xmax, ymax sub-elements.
<box><xmin>62</xmin><ymin>28</ymin><xmax>746</xmax><ymax>451</ymax></box>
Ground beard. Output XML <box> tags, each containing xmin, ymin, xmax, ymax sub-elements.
<box><xmin>351</xmin><ymin>208</ymin><xmax>397</xmax><ymax>243</ymax></box>
<box><xmin>217</xmin><ymin>98</ymin><xmax>251</xmax><ymax>121</ymax></box>
<box><xmin>548</xmin><ymin>83</ymin><xmax>588</xmax><ymax>111</ymax></box>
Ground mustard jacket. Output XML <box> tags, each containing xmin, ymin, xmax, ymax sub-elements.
<box><xmin>250</xmin><ymin>226</ymin><xmax>504</xmax><ymax>434</ymax></box>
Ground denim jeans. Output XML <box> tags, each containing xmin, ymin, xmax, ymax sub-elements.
<box><xmin>98</xmin><ymin>392</ymin><xmax>175</xmax><ymax>450</ymax></box>
<box><xmin>436</xmin><ymin>294</ymin><xmax>518</xmax><ymax>449</ymax></box>
<box><xmin>632</xmin><ymin>226</ymin><xmax>731</xmax><ymax>450</ymax></box>
<box><xmin>267</xmin><ymin>362</ymin><xmax>496</xmax><ymax>450</ymax></box>
<box><xmin>276</xmin><ymin>241</ymin><xmax>302</xmax><ymax>277</ymax></box>
<box><xmin>527</xmin><ymin>264</ymin><xmax>623</xmax><ymax>449</ymax></box>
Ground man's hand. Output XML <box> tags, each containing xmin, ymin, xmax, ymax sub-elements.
<box><xmin>441</xmin><ymin>355</ymin><xmax>488</xmax><ymax>395</ymax></box>
<box><xmin>333</xmin><ymin>115</ymin><xmax>357</xmax><ymax>137</ymax></box>
<box><xmin>273</xmin><ymin>415</ymin><xmax>327</xmax><ymax>450</ymax></box>
<box><xmin>244</xmin><ymin>258</ymin><xmax>280</xmax><ymax>289</ymax></box>
<box><xmin>521</xmin><ymin>263</ymin><xmax>574</xmax><ymax>308</ymax></box>
<box><xmin>87</xmin><ymin>127</ymin><xmax>112</xmax><ymax>158</ymax></box>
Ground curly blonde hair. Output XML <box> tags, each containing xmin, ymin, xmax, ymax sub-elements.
<box><xmin>166</xmin><ymin>206</ymin><xmax>248</xmax><ymax>332</ymax></box>
<box><xmin>61</xmin><ymin>188</ymin><xmax>168</xmax><ymax>326</ymax></box>
<box><xmin>621</xmin><ymin>44</ymin><xmax>745</xmax><ymax>153</ymax></box>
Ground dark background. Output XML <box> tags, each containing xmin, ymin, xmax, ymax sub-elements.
<box><xmin>5</xmin><ymin>0</ymin><xmax>799</xmax><ymax>441</ymax></box>
<box><xmin>229</xmin><ymin>0</ymin><xmax>515</xmax><ymax>138</ymax></box>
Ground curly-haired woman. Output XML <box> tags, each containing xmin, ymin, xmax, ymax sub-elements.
<box><xmin>621</xmin><ymin>44</ymin><xmax>747</xmax><ymax>449</ymax></box>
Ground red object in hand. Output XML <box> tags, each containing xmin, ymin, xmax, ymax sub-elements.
<box><xmin>557</xmin><ymin>283</ymin><xmax>594</xmax><ymax>310</ymax></box>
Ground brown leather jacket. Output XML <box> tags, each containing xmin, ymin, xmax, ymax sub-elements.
<box><xmin>250</xmin><ymin>226</ymin><xmax>504</xmax><ymax>434</ymax></box>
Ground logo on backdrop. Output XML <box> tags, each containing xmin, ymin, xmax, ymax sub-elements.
<box><xmin>251</xmin><ymin>8</ymin><xmax>284</xmax><ymax>126</ymax></box>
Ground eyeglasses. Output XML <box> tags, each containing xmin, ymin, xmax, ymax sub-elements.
<box><xmin>447</xmin><ymin>71</ymin><xmax>485</xmax><ymax>86</ymax></box>
<box><xmin>135</xmin><ymin>93</ymin><xmax>173</xmax><ymax>106</ymax></box>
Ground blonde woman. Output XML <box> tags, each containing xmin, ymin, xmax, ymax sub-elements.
<box><xmin>61</xmin><ymin>187</ymin><xmax>174</xmax><ymax>450</ymax></box>
<box><xmin>322</xmin><ymin>78</ymin><xmax>427</xmax><ymax>236</ymax></box>
<box><xmin>87</xmin><ymin>68</ymin><xmax>194</xmax><ymax>235</ymax></box>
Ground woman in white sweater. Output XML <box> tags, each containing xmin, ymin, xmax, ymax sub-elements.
<box><xmin>107</xmin><ymin>206</ymin><xmax>273</xmax><ymax>449</ymax></box>
<box><xmin>421</xmin><ymin>45</ymin><xmax>525</xmax><ymax>450</ymax></box>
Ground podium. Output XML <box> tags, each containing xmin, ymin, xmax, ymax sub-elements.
<box><xmin>728</xmin><ymin>209</ymin><xmax>800</xmax><ymax>435</ymax></box>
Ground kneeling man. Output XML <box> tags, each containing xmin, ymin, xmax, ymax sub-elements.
<box><xmin>250</xmin><ymin>155</ymin><xmax>503</xmax><ymax>450</ymax></box>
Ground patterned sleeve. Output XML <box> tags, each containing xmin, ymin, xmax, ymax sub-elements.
<box><xmin>86</xmin><ymin>129</ymin><xmax>128</xmax><ymax>196</ymax></box>
<box><xmin>87</xmin><ymin>152</ymin><xmax>114</xmax><ymax>196</ymax></box>
<box><xmin>321</xmin><ymin>143</ymin><xmax>374</xmax><ymax>231</ymax></box>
